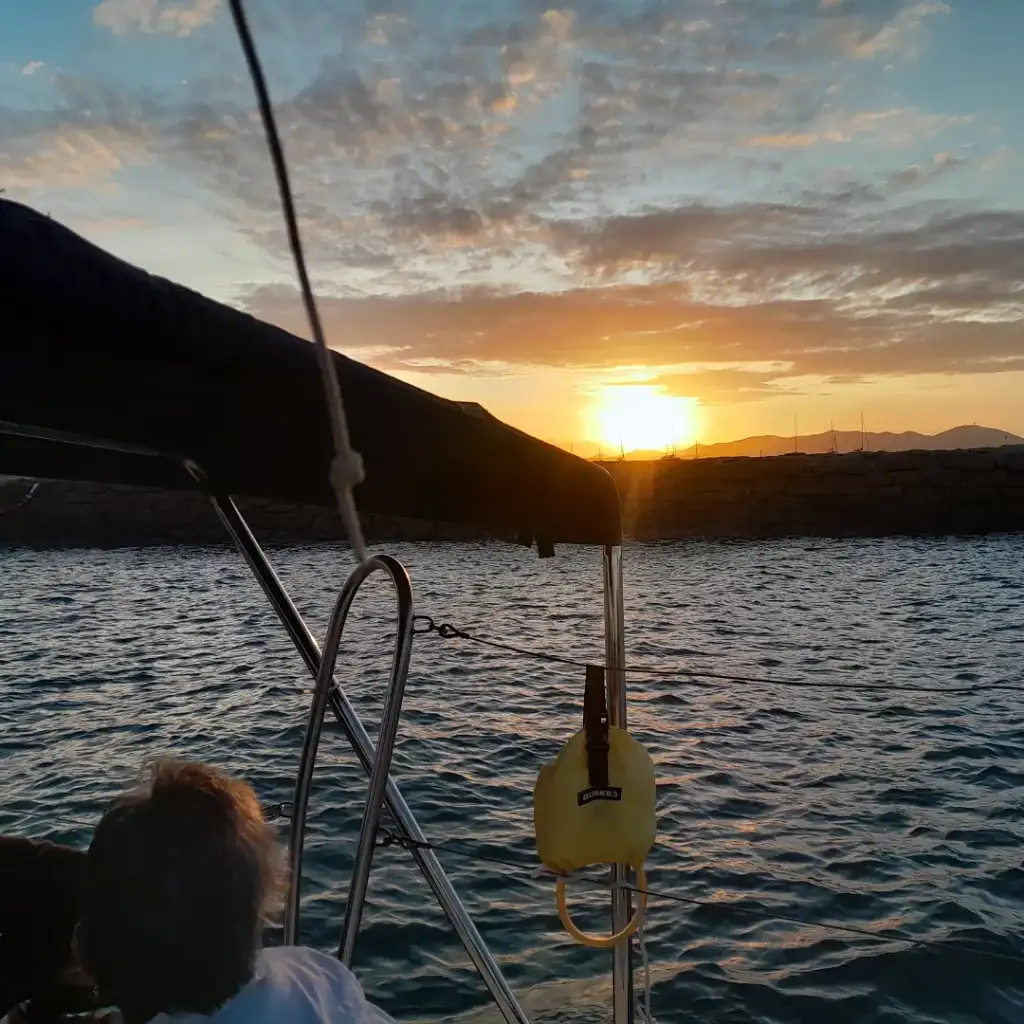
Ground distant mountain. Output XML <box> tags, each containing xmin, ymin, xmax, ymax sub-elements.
<box><xmin>586</xmin><ymin>425</ymin><xmax>1024</xmax><ymax>461</ymax></box>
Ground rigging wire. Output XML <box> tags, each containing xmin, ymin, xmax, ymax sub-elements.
<box><xmin>413</xmin><ymin>617</ymin><xmax>1024</xmax><ymax>696</ymax></box>
<box><xmin>226</xmin><ymin>0</ymin><xmax>368</xmax><ymax>563</ymax></box>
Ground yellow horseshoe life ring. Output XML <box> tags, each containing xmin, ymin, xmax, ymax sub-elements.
<box><xmin>533</xmin><ymin>666</ymin><xmax>656</xmax><ymax>948</ymax></box>
<box><xmin>555</xmin><ymin>866</ymin><xmax>649</xmax><ymax>949</ymax></box>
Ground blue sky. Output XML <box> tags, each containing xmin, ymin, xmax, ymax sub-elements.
<box><xmin>2</xmin><ymin>0</ymin><xmax>1022</xmax><ymax>446</ymax></box>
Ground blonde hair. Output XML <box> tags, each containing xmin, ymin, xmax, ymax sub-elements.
<box><xmin>78</xmin><ymin>760</ymin><xmax>288</xmax><ymax>1020</ymax></box>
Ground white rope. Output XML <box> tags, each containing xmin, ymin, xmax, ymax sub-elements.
<box><xmin>313</xmin><ymin>333</ymin><xmax>369</xmax><ymax>563</ymax></box>
<box><xmin>636</xmin><ymin>923</ymin><xmax>656</xmax><ymax>1024</ymax></box>
<box><xmin>227</xmin><ymin>0</ymin><xmax>368</xmax><ymax>564</ymax></box>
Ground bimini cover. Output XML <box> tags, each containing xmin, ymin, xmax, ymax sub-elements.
<box><xmin>0</xmin><ymin>200</ymin><xmax>621</xmax><ymax>549</ymax></box>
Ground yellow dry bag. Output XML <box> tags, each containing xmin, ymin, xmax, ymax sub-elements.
<box><xmin>533</xmin><ymin>665</ymin><xmax>656</xmax><ymax>948</ymax></box>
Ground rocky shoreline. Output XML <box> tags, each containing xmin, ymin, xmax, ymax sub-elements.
<box><xmin>602</xmin><ymin>446</ymin><xmax>1024</xmax><ymax>540</ymax></box>
<box><xmin>1</xmin><ymin>446</ymin><xmax>1022</xmax><ymax>548</ymax></box>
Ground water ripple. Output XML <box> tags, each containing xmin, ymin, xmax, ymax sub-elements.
<box><xmin>1</xmin><ymin>536</ymin><xmax>1023</xmax><ymax>1022</ymax></box>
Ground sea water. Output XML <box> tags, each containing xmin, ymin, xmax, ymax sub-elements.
<box><xmin>1</xmin><ymin>537</ymin><xmax>1022</xmax><ymax>1023</ymax></box>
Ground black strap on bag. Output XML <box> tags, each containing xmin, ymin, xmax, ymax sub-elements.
<box><xmin>578</xmin><ymin>665</ymin><xmax>620</xmax><ymax>805</ymax></box>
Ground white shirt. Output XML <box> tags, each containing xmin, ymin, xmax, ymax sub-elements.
<box><xmin>151</xmin><ymin>947</ymin><xmax>396</xmax><ymax>1024</ymax></box>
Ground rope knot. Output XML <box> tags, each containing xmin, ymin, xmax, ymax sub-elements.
<box><xmin>330</xmin><ymin>448</ymin><xmax>365</xmax><ymax>493</ymax></box>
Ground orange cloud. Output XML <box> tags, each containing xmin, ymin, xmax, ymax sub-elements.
<box><xmin>92</xmin><ymin>0</ymin><xmax>220</xmax><ymax>37</ymax></box>
<box><xmin>240</xmin><ymin>201</ymin><xmax>1024</xmax><ymax>396</ymax></box>
<box><xmin>749</xmin><ymin>131</ymin><xmax>847</xmax><ymax>148</ymax></box>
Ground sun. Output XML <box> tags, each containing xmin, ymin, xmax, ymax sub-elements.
<box><xmin>586</xmin><ymin>385</ymin><xmax>699</xmax><ymax>454</ymax></box>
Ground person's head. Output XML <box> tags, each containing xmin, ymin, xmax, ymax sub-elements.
<box><xmin>75</xmin><ymin>761</ymin><xmax>287</xmax><ymax>1023</ymax></box>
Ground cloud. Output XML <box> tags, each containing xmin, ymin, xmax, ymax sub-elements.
<box><xmin>750</xmin><ymin>108</ymin><xmax>973</xmax><ymax>150</ymax></box>
<box><xmin>648</xmin><ymin>368</ymin><xmax>798</xmax><ymax>404</ymax></box>
<box><xmin>42</xmin><ymin>0</ymin><xmax>943</xmax><ymax>265</ymax></box>
<box><xmin>844</xmin><ymin>2</ymin><xmax>950</xmax><ymax>60</ymax></box>
<box><xmin>547</xmin><ymin>202</ymin><xmax>820</xmax><ymax>278</ymax></box>
<box><xmin>0</xmin><ymin>74</ymin><xmax>158</xmax><ymax>188</ymax></box>
<box><xmin>843</xmin><ymin>107</ymin><xmax>973</xmax><ymax>145</ymax></box>
<box><xmin>5</xmin><ymin>0</ymin><xmax>969</xmax><ymax>273</ymax></box>
<box><xmin>750</xmin><ymin>131</ymin><xmax>847</xmax><ymax>148</ymax></box>
<box><xmin>793</xmin><ymin>151</ymin><xmax>968</xmax><ymax>208</ymax></box>
<box><xmin>67</xmin><ymin>215</ymin><xmax>150</xmax><ymax>233</ymax></box>
<box><xmin>237</xmin><ymin>198</ymin><xmax>1024</xmax><ymax>392</ymax></box>
<box><xmin>764</xmin><ymin>0</ymin><xmax>950</xmax><ymax>63</ymax></box>
<box><xmin>0</xmin><ymin>123</ymin><xmax>152</xmax><ymax>188</ymax></box>
<box><xmin>712</xmin><ymin>209</ymin><xmax>1024</xmax><ymax>293</ymax></box>
<box><xmin>92</xmin><ymin>0</ymin><xmax>220</xmax><ymax>37</ymax></box>
<box><xmin>887</xmin><ymin>151</ymin><xmax>967</xmax><ymax>190</ymax></box>
<box><xmin>980</xmin><ymin>146</ymin><xmax>1013</xmax><ymax>175</ymax></box>
<box><xmin>6</xmin><ymin>0</ymin><xmax>1016</xmax><ymax>409</ymax></box>
<box><xmin>240</xmin><ymin>275</ymin><xmax>1024</xmax><ymax>396</ymax></box>
<box><xmin>21</xmin><ymin>61</ymin><xmax>45</xmax><ymax>76</ymax></box>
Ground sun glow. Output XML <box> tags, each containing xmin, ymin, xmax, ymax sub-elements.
<box><xmin>586</xmin><ymin>385</ymin><xmax>700</xmax><ymax>454</ymax></box>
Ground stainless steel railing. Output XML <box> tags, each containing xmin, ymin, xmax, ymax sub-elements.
<box><xmin>210</xmin><ymin>495</ymin><xmax>530</xmax><ymax>1024</ymax></box>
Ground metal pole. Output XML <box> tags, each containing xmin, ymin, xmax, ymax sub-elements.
<box><xmin>337</xmin><ymin>556</ymin><xmax>414</xmax><ymax>966</ymax></box>
<box><xmin>285</xmin><ymin>593</ymin><xmax>337</xmax><ymax>943</ymax></box>
<box><xmin>210</xmin><ymin>496</ymin><xmax>529</xmax><ymax>1024</ymax></box>
<box><xmin>283</xmin><ymin>553</ymin><xmax>414</xmax><ymax>965</ymax></box>
<box><xmin>603</xmin><ymin>545</ymin><xmax>633</xmax><ymax>1024</ymax></box>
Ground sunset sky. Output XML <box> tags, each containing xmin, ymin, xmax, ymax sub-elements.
<box><xmin>2</xmin><ymin>0</ymin><xmax>1022</xmax><ymax>451</ymax></box>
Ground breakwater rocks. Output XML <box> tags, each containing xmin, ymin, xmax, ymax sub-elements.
<box><xmin>601</xmin><ymin>446</ymin><xmax>1024</xmax><ymax>539</ymax></box>
<box><xmin>0</xmin><ymin>478</ymin><xmax>509</xmax><ymax>549</ymax></box>
<box><xmin>1</xmin><ymin>446</ymin><xmax>1023</xmax><ymax>548</ymax></box>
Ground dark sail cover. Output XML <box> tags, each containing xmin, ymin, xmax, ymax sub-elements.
<box><xmin>0</xmin><ymin>200</ymin><xmax>621</xmax><ymax>547</ymax></box>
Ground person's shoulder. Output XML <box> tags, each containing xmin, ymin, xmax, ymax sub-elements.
<box><xmin>256</xmin><ymin>947</ymin><xmax>395</xmax><ymax>1024</ymax></box>
<box><xmin>259</xmin><ymin>945</ymin><xmax>355</xmax><ymax>982</ymax></box>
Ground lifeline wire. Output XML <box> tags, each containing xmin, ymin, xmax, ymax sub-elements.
<box><xmin>19</xmin><ymin>802</ymin><xmax>1023</xmax><ymax>972</ymax></box>
<box><xmin>227</xmin><ymin>0</ymin><xmax>368</xmax><ymax>563</ymax></box>
<box><xmin>375</xmin><ymin>825</ymin><xmax>1024</xmax><ymax>969</ymax></box>
<box><xmin>413</xmin><ymin>617</ymin><xmax>1024</xmax><ymax>696</ymax></box>
<box><xmin>619</xmin><ymin>882</ymin><xmax>1024</xmax><ymax>967</ymax></box>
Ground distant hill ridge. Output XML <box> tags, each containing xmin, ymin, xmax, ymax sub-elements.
<box><xmin>605</xmin><ymin>425</ymin><xmax>1024</xmax><ymax>461</ymax></box>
